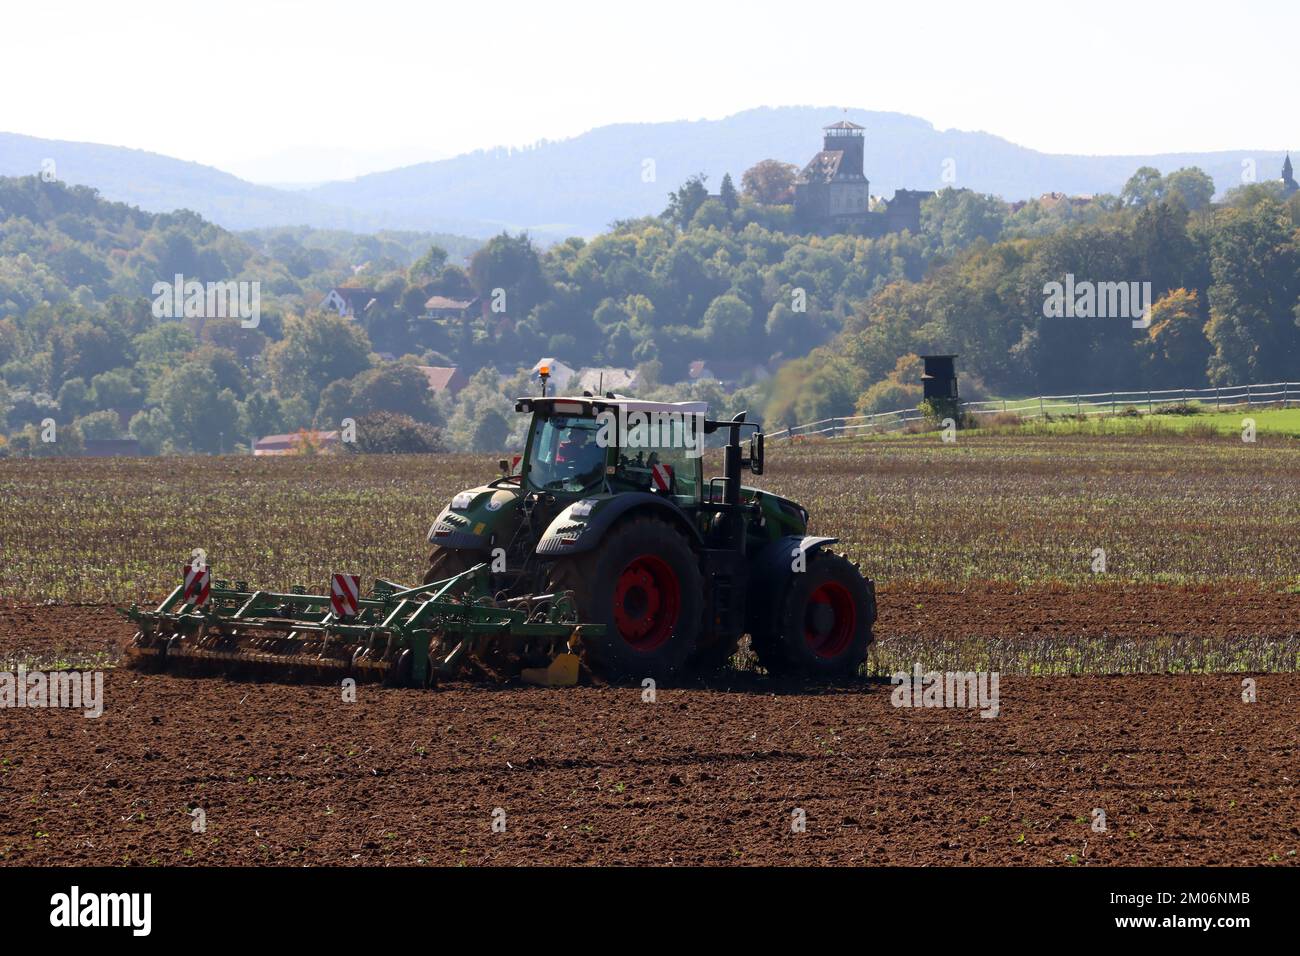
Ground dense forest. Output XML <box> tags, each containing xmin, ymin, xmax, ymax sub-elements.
<box><xmin>765</xmin><ymin>172</ymin><xmax>1300</xmax><ymax>426</ymax></box>
<box><xmin>1</xmin><ymin>162</ymin><xmax>1297</xmax><ymax>455</ymax></box>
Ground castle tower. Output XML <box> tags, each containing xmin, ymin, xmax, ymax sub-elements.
<box><xmin>822</xmin><ymin>120</ymin><xmax>866</xmax><ymax>180</ymax></box>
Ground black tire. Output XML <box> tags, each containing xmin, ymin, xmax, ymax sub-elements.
<box><xmin>546</xmin><ymin>516</ymin><xmax>702</xmax><ymax>682</ymax></box>
<box><xmin>751</xmin><ymin>550</ymin><xmax>875</xmax><ymax>679</ymax></box>
<box><xmin>386</xmin><ymin>648</ymin><xmax>412</xmax><ymax>688</ymax></box>
<box><xmin>422</xmin><ymin>546</ymin><xmax>488</xmax><ymax>585</ymax></box>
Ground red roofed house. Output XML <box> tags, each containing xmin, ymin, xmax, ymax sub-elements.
<box><xmin>254</xmin><ymin>430</ymin><xmax>341</xmax><ymax>456</ymax></box>
<box><xmin>416</xmin><ymin>365</ymin><xmax>468</xmax><ymax>397</ymax></box>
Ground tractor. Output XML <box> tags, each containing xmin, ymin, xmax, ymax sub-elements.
<box><xmin>420</xmin><ymin>382</ymin><xmax>876</xmax><ymax>681</ymax></box>
<box><xmin>123</xmin><ymin>379</ymin><xmax>876</xmax><ymax>687</ymax></box>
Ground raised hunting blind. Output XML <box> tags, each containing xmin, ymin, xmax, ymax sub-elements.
<box><xmin>921</xmin><ymin>354</ymin><xmax>959</xmax><ymax>403</ymax></box>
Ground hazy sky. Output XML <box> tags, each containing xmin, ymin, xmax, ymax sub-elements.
<box><xmin>4</xmin><ymin>0</ymin><xmax>1296</xmax><ymax>183</ymax></box>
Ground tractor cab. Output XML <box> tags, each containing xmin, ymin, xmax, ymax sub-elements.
<box><xmin>515</xmin><ymin>396</ymin><xmax>707</xmax><ymax>507</ymax></box>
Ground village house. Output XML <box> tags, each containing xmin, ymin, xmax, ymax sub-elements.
<box><xmin>572</xmin><ymin>366</ymin><xmax>639</xmax><ymax>396</ymax></box>
<box><xmin>416</xmin><ymin>365</ymin><xmax>468</xmax><ymax>397</ymax></box>
<box><xmin>253</xmin><ymin>430</ymin><xmax>340</xmax><ymax>456</ymax></box>
<box><xmin>530</xmin><ymin>357</ymin><xmax>578</xmax><ymax>392</ymax></box>
<box><xmin>320</xmin><ymin>287</ymin><xmax>389</xmax><ymax>318</ymax></box>
<box><xmin>421</xmin><ymin>295</ymin><xmax>479</xmax><ymax>321</ymax></box>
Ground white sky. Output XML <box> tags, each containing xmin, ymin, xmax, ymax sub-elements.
<box><xmin>3</xmin><ymin>0</ymin><xmax>1296</xmax><ymax>182</ymax></box>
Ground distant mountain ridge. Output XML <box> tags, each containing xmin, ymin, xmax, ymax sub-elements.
<box><xmin>3</xmin><ymin>108</ymin><xmax>1292</xmax><ymax>239</ymax></box>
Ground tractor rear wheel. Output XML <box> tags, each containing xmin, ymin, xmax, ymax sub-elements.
<box><xmin>422</xmin><ymin>546</ymin><xmax>487</xmax><ymax>586</ymax></box>
<box><xmin>546</xmin><ymin>516</ymin><xmax>702</xmax><ymax>682</ymax></box>
<box><xmin>752</xmin><ymin>550</ymin><xmax>875</xmax><ymax>679</ymax></box>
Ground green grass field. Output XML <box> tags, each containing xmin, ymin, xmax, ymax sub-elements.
<box><xmin>981</xmin><ymin>406</ymin><xmax>1300</xmax><ymax>438</ymax></box>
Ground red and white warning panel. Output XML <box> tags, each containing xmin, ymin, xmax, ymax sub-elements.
<box><xmin>651</xmin><ymin>462</ymin><xmax>673</xmax><ymax>492</ymax></box>
<box><xmin>330</xmin><ymin>572</ymin><xmax>361</xmax><ymax>618</ymax></box>
<box><xmin>183</xmin><ymin>563</ymin><xmax>211</xmax><ymax>606</ymax></box>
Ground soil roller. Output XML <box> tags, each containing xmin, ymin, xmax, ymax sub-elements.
<box><xmin>122</xmin><ymin>563</ymin><xmax>601</xmax><ymax>688</ymax></box>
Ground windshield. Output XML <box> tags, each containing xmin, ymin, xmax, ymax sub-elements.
<box><xmin>526</xmin><ymin>415</ymin><xmax>607</xmax><ymax>492</ymax></box>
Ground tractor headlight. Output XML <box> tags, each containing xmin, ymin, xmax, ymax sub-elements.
<box><xmin>451</xmin><ymin>491</ymin><xmax>476</xmax><ymax>510</ymax></box>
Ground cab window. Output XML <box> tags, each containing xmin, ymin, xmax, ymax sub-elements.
<box><xmin>527</xmin><ymin>415</ymin><xmax>606</xmax><ymax>492</ymax></box>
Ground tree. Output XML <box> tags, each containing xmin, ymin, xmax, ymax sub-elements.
<box><xmin>719</xmin><ymin>173</ymin><xmax>739</xmax><ymax>212</ymax></box>
<box><xmin>149</xmin><ymin>363</ymin><xmax>241</xmax><ymax>453</ymax></box>
<box><xmin>1162</xmin><ymin>168</ymin><xmax>1215</xmax><ymax>211</ymax></box>
<box><xmin>921</xmin><ymin>188</ymin><xmax>1007</xmax><ymax>257</ymax></box>
<box><xmin>690</xmin><ymin>199</ymin><xmax>730</xmax><ymax>231</ymax></box>
<box><xmin>348</xmin><ymin>411</ymin><xmax>444</xmax><ymax>454</ymax></box>
<box><xmin>348</xmin><ymin>363</ymin><xmax>441</xmax><ymax>423</ymax></box>
<box><xmin>1144</xmin><ymin>289</ymin><xmax>1209</xmax><ymax>386</ymax></box>
<box><xmin>74</xmin><ymin>409</ymin><xmax>125</xmax><ymax>440</ymax></box>
<box><xmin>741</xmin><ymin>160</ymin><xmax>798</xmax><ymax>205</ymax></box>
<box><xmin>409</xmin><ymin>244</ymin><xmax>449</xmax><ymax>283</ymax></box>
<box><xmin>1121</xmin><ymin>167</ymin><xmax>1165</xmax><ymax>208</ymax></box>
<box><xmin>664</xmin><ymin>174</ymin><xmax>710</xmax><ymax>228</ymax></box>
<box><xmin>264</xmin><ymin>312</ymin><xmax>372</xmax><ymax>405</ymax></box>
<box><xmin>703</xmin><ymin>294</ymin><xmax>754</xmax><ymax>352</ymax></box>
<box><xmin>468</xmin><ymin>233</ymin><xmax>545</xmax><ymax>318</ymax></box>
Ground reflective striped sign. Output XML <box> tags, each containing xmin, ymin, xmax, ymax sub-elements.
<box><xmin>183</xmin><ymin>563</ymin><xmax>210</xmax><ymax>606</ymax></box>
<box><xmin>331</xmin><ymin>573</ymin><xmax>361</xmax><ymax>618</ymax></box>
<box><xmin>651</xmin><ymin>463</ymin><xmax>673</xmax><ymax>492</ymax></box>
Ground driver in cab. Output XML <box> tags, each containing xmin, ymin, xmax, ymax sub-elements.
<box><xmin>555</xmin><ymin>426</ymin><xmax>605</xmax><ymax>487</ymax></box>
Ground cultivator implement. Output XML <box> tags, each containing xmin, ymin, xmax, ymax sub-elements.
<box><xmin>121</xmin><ymin>564</ymin><xmax>602</xmax><ymax>688</ymax></box>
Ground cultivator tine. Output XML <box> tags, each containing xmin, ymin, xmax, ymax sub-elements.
<box><xmin>120</xmin><ymin>561</ymin><xmax>604</xmax><ymax>689</ymax></box>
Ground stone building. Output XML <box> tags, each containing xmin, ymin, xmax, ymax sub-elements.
<box><xmin>793</xmin><ymin>121</ymin><xmax>932</xmax><ymax>236</ymax></box>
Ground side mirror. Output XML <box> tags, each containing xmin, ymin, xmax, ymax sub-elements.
<box><xmin>747</xmin><ymin>431</ymin><xmax>764</xmax><ymax>475</ymax></box>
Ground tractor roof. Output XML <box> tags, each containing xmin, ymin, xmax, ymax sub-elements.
<box><xmin>515</xmin><ymin>396</ymin><xmax>708</xmax><ymax>417</ymax></box>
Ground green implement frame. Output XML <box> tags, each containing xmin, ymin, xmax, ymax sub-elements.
<box><xmin>121</xmin><ymin>564</ymin><xmax>603</xmax><ymax>687</ymax></box>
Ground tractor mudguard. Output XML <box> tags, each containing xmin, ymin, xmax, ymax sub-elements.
<box><xmin>745</xmin><ymin>535</ymin><xmax>840</xmax><ymax>628</ymax></box>
<box><xmin>426</xmin><ymin>487</ymin><xmax>520</xmax><ymax>551</ymax></box>
<box><xmin>535</xmin><ymin>491</ymin><xmax>703</xmax><ymax>557</ymax></box>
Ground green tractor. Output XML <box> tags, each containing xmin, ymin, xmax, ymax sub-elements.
<box><xmin>423</xmin><ymin>386</ymin><xmax>877</xmax><ymax>682</ymax></box>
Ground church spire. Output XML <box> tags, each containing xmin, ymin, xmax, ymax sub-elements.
<box><xmin>1283</xmin><ymin>154</ymin><xmax>1298</xmax><ymax>195</ymax></box>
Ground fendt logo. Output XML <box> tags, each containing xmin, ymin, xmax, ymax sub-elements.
<box><xmin>49</xmin><ymin>886</ymin><xmax>151</xmax><ymax>936</ymax></box>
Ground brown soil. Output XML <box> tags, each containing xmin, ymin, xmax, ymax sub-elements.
<box><xmin>0</xmin><ymin>589</ymin><xmax>1296</xmax><ymax>866</ymax></box>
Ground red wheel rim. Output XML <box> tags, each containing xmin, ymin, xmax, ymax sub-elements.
<box><xmin>804</xmin><ymin>581</ymin><xmax>856</xmax><ymax>658</ymax></box>
<box><xmin>612</xmin><ymin>555</ymin><xmax>680</xmax><ymax>651</ymax></box>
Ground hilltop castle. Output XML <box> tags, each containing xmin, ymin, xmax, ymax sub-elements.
<box><xmin>793</xmin><ymin>121</ymin><xmax>932</xmax><ymax>236</ymax></box>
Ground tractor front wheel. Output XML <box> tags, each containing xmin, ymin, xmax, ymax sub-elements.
<box><xmin>752</xmin><ymin>550</ymin><xmax>875</xmax><ymax>679</ymax></box>
<box><xmin>547</xmin><ymin>517</ymin><xmax>702</xmax><ymax>682</ymax></box>
<box><xmin>422</xmin><ymin>546</ymin><xmax>488</xmax><ymax>586</ymax></box>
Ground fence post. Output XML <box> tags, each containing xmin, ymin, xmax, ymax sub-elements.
<box><xmin>1215</xmin><ymin>386</ymin><xmax>1220</xmax><ymax>411</ymax></box>
<box><xmin>1284</xmin><ymin>382</ymin><xmax>1290</xmax><ymax>408</ymax></box>
<box><xmin>1247</xmin><ymin>383</ymin><xmax>1251</xmax><ymax>407</ymax></box>
<box><xmin>1147</xmin><ymin>390</ymin><xmax>1152</xmax><ymax>415</ymax></box>
<box><xmin>1076</xmin><ymin>394</ymin><xmax>1081</xmax><ymax>417</ymax></box>
<box><xmin>1038</xmin><ymin>396</ymin><xmax>1045</xmax><ymax>420</ymax></box>
<box><xmin>1111</xmin><ymin>392</ymin><xmax>1116</xmax><ymax>415</ymax></box>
